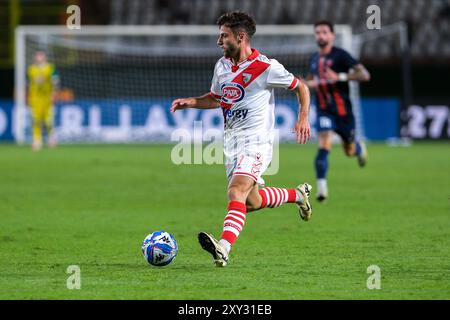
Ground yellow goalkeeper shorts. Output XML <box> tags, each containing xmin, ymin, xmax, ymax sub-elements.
<box><xmin>30</xmin><ymin>100</ymin><xmax>54</xmax><ymax>126</ymax></box>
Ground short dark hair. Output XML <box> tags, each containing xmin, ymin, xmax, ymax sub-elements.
<box><xmin>314</xmin><ymin>20</ymin><xmax>334</xmax><ymax>33</ymax></box>
<box><xmin>217</xmin><ymin>11</ymin><xmax>256</xmax><ymax>38</ymax></box>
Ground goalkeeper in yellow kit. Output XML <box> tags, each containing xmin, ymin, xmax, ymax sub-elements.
<box><xmin>27</xmin><ymin>51</ymin><xmax>59</xmax><ymax>151</ymax></box>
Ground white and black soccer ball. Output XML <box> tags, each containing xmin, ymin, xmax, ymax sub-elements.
<box><xmin>141</xmin><ymin>231</ymin><xmax>178</xmax><ymax>267</ymax></box>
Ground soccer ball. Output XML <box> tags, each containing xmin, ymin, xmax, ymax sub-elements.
<box><xmin>141</xmin><ymin>231</ymin><xmax>178</xmax><ymax>267</ymax></box>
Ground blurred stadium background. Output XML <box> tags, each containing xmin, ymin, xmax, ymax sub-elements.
<box><xmin>0</xmin><ymin>0</ymin><xmax>449</xmax><ymax>301</ymax></box>
<box><xmin>0</xmin><ymin>0</ymin><xmax>449</xmax><ymax>142</ymax></box>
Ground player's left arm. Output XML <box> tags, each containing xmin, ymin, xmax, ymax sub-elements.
<box><xmin>293</xmin><ymin>80</ymin><xmax>311</xmax><ymax>144</ymax></box>
<box><xmin>326</xmin><ymin>48</ymin><xmax>371</xmax><ymax>83</ymax></box>
<box><xmin>347</xmin><ymin>63</ymin><xmax>371</xmax><ymax>82</ymax></box>
<box><xmin>325</xmin><ymin>63</ymin><xmax>371</xmax><ymax>82</ymax></box>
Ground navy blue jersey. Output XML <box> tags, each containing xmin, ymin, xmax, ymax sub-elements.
<box><xmin>309</xmin><ymin>46</ymin><xmax>358</xmax><ymax>117</ymax></box>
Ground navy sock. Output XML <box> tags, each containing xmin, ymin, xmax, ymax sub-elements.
<box><xmin>315</xmin><ymin>148</ymin><xmax>329</xmax><ymax>179</ymax></box>
<box><xmin>355</xmin><ymin>142</ymin><xmax>362</xmax><ymax>156</ymax></box>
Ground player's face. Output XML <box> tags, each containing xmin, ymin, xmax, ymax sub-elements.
<box><xmin>217</xmin><ymin>26</ymin><xmax>240</xmax><ymax>58</ymax></box>
<box><xmin>314</xmin><ymin>25</ymin><xmax>335</xmax><ymax>48</ymax></box>
<box><xmin>34</xmin><ymin>52</ymin><xmax>47</xmax><ymax>65</ymax></box>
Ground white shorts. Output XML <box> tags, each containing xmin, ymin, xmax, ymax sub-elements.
<box><xmin>224</xmin><ymin>131</ymin><xmax>273</xmax><ymax>186</ymax></box>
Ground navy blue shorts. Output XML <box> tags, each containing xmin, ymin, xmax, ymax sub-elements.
<box><xmin>316</xmin><ymin>112</ymin><xmax>356</xmax><ymax>144</ymax></box>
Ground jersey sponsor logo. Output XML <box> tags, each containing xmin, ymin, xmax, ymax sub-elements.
<box><xmin>222</xmin><ymin>108</ymin><xmax>249</xmax><ymax>121</ymax></box>
<box><xmin>221</xmin><ymin>83</ymin><xmax>245</xmax><ymax>105</ymax></box>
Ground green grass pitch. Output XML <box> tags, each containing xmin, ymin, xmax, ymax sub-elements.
<box><xmin>0</xmin><ymin>142</ymin><xmax>449</xmax><ymax>299</ymax></box>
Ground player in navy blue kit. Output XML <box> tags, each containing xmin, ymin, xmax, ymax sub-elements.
<box><xmin>305</xmin><ymin>21</ymin><xmax>371</xmax><ymax>202</ymax></box>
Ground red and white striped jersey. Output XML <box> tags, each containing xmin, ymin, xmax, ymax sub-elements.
<box><xmin>210</xmin><ymin>48</ymin><xmax>300</xmax><ymax>135</ymax></box>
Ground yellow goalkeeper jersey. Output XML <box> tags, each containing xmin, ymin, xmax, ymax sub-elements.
<box><xmin>27</xmin><ymin>63</ymin><xmax>57</xmax><ymax>102</ymax></box>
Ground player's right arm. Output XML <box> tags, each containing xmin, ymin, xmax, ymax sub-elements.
<box><xmin>170</xmin><ymin>93</ymin><xmax>219</xmax><ymax>113</ymax></box>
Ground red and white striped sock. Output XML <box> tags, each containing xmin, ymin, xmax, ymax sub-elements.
<box><xmin>221</xmin><ymin>201</ymin><xmax>247</xmax><ymax>247</ymax></box>
<box><xmin>259</xmin><ymin>187</ymin><xmax>297</xmax><ymax>208</ymax></box>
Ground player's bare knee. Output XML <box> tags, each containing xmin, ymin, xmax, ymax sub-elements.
<box><xmin>227</xmin><ymin>185</ymin><xmax>248</xmax><ymax>202</ymax></box>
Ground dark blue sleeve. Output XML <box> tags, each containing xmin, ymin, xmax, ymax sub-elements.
<box><xmin>340</xmin><ymin>49</ymin><xmax>359</xmax><ymax>70</ymax></box>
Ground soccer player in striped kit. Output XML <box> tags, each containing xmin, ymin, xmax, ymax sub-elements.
<box><xmin>305</xmin><ymin>21</ymin><xmax>371</xmax><ymax>202</ymax></box>
<box><xmin>171</xmin><ymin>11</ymin><xmax>313</xmax><ymax>267</ymax></box>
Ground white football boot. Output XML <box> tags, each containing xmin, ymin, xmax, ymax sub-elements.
<box><xmin>316</xmin><ymin>178</ymin><xmax>328</xmax><ymax>202</ymax></box>
<box><xmin>198</xmin><ymin>232</ymin><xmax>229</xmax><ymax>267</ymax></box>
<box><xmin>357</xmin><ymin>141</ymin><xmax>368</xmax><ymax>167</ymax></box>
<box><xmin>295</xmin><ymin>183</ymin><xmax>313</xmax><ymax>221</ymax></box>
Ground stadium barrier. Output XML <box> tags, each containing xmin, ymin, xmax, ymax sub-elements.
<box><xmin>0</xmin><ymin>98</ymin><xmax>406</xmax><ymax>142</ymax></box>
